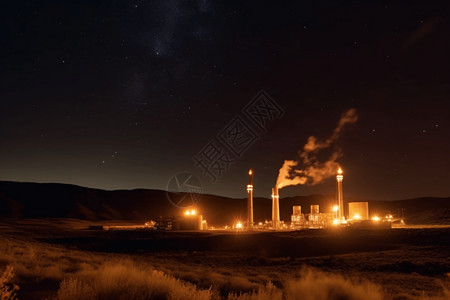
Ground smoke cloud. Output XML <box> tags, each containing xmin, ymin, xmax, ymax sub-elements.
<box><xmin>276</xmin><ymin>109</ymin><xmax>358</xmax><ymax>189</ymax></box>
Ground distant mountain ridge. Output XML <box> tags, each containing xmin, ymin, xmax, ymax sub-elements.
<box><xmin>0</xmin><ymin>181</ymin><xmax>449</xmax><ymax>225</ymax></box>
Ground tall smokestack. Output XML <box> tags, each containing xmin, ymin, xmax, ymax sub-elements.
<box><xmin>272</xmin><ymin>186</ymin><xmax>280</xmax><ymax>229</ymax></box>
<box><xmin>247</xmin><ymin>169</ymin><xmax>253</xmax><ymax>229</ymax></box>
<box><xmin>336</xmin><ymin>167</ymin><xmax>344</xmax><ymax>219</ymax></box>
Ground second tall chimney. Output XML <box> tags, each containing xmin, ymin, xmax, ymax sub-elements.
<box><xmin>272</xmin><ymin>186</ymin><xmax>280</xmax><ymax>229</ymax></box>
<box><xmin>247</xmin><ymin>169</ymin><xmax>253</xmax><ymax>229</ymax></box>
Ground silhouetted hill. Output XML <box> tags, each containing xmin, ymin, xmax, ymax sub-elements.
<box><xmin>368</xmin><ymin>198</ymin><xmax>450</xmax><ymax>224</ymax></box>
<box><xmin>0</xmin><ymin>181</ymin><xmax>449</xmax><ymax>225</ymax></box>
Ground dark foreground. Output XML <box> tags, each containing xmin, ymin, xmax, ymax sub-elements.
<box><xmin>1</xmin><ymin>219</ymin><xmax>449</xmax><ymax>299</ymax></box>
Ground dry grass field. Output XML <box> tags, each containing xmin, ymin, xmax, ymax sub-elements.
<box><xmin>0</xmin><ymin>219</ymin><xmax>449</xmax><ymax>299</ymax></box>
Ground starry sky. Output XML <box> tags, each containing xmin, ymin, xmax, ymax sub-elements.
<box><xmin>1</xmin><ymin>0</ymin><xmax>449</xmax><ymax>200</ymax></box>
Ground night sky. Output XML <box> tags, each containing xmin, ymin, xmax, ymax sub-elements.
<box><xmin>1</xmin><ymin>1</ymin><xmax>449</xmax><ymax>200</ymax></box>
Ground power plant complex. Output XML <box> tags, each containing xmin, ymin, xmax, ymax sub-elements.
<box><xmin>130</xmin><ymin>110</ymin><xmax>391</xmax><ymax>231</ymax></box>
<box><xmin>130</xmin><ymin>166</ymin><xmax>396</xmax><ymax>232</ymax></box>
<box><xmin>240</xmin><ymin>166</ymin><xmax>394</xmax><ymax>231</ymax></box>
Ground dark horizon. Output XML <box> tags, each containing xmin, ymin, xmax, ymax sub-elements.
<box><xmin>1</xmin><ymin>179</ymin><xmax>449</xmax><ymax>203</ymax></box>
<box><xmin>1</xmin><ymin>1</ymin><xmax>449</xmax><ymax>201</ymax></box>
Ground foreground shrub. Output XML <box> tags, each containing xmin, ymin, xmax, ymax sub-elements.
<box><xmin>228</xmin><ymin>282</ymin><xmax>282</xmax><ymax>300</ymax></box>
<box><xmin>0</xmin><ymin>266</ymin><xmax>19</xmax><ymax>300</ymax></box>
<box><xmin>284</xmin><ymin>267</ymin><xmax>384</xmax><ymax>300</ymax></box>
<box><xmin>228</xmin><ymin>268</ymin><xmax>383</xmax><ymax>300</ymax></box>
<box><xmin>54</xmin><ymin>263</ymin><xmax>449</xmax><ymax>300</ymax></box>
<box><xmin>55</xmin><ymin>278</ymin><xmax>95</xmax><ymax>300</ymax></box>
<box><xmin>54</xmin><ymin>261</ymin><xmax>212</xmax><ymax>300</ymax></box>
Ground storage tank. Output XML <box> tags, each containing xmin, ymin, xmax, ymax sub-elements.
<box><xmin>348</xmin><ymin>202</ymin><xmax>369</xmax><ymax>220</ymax></box>
<box><xmin>310</xmin><ymin>205</ymin><xmax>319</xmax><ymax>214</ymax></box>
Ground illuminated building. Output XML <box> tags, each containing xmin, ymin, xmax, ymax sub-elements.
<box><xmin>348</xmin><ymin>202</ymin><xmax>369</xmax><ymax>220</ymax></box>
<box><xmin>173</xmin><ymin>209</ymin><xmax>204</xmax><ymax>230</ymax></box>
<box><xmin>291</xmin><ymin>206</ymin><xmax>307</xmax><ymax>229</ymax></box>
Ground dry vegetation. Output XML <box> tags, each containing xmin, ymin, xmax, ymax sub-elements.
<box><xmin>0</xmin><ymin>265</ymin><xmax>19</xmax><ymax>300</ymax></box>
<box><xmin>0</xmin><ymin>219</ymin><xmax>449</xmax><ymax>299</ymax></box>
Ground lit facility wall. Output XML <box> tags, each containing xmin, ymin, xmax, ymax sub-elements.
<box><xmin>348</xmin><ymin>202</ymin><xmax>369</xmax><ymax>220</ymax></box>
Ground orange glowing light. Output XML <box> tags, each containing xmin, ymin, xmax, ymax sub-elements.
<box><xmin>249</xmin><ymin>169</ymin><xmax>252</xmax><ymax>175</ymax></box>
<box><xmin>372</xmin><ymin>216</ymin><xmax>380</xmax><ymax>222</ymax></box>
<box><xmin>185</xmin><ymin>209</ymin><xmax>197</xmax><ymax>216</ymax></box>
<box><xmin>332</xmin><ymin>205</ymin><xmax>339</xmax><ymax>212</ymax></box>
<box><xmin>235</xmin><ymin>221</ymin><xmax>243</xmax><ymax>229</ymax></box>
<box><xmin>353</xmin><ymin>214</ymin><xmax>361</xmax><ymax>220</ymax></box>
<box><xmin>337</xmin><ymin>167</ymin><xmax>343</xmax><ymax>175</ymax></box>
<box><xmin>332</xmin><ymin>219</ymin><xmax>340</xmax><ymax>226</ymax></box>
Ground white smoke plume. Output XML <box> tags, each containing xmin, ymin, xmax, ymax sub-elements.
<box><xmin>276</xmin><ymin>109</ymin><xmax>358</xmax><ymax>189</ymax></box>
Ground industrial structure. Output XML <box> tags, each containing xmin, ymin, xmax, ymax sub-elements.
<box><xmin>289</xmin><ymin>205</ymin><xmax>335</xmax><ymax>229</ymax></box>
<box><xmin>252</xmin><ymin>166</ymin><xmax>392</xmax><ymax>230</ymax></box>
<box><xmin>291</xmin><ymin>206</ymin><xmax>307</xmax><ymax>229</ymax></box>
<box><xmin>247</xmin><ymin>169</ymin><xmax>254</xmax><ymax>229</ymax></box>
<box><xmin>174</xmin><ymin>209</ymin><xmax>205</xmax><ymax>230</ymax></box>
<box><xmin>348</xmin><ymin>202</ymin><xmax>369</xmax><ymax>220</ymax></box>
<box><xmin>271</xmin><ymin>186</ymin><xmax>280</xmax><ymax>229</ymax></box>
<box><xmin>336</xmin><ymin>167</ymin><xmax>344</xmax><ymax>220</ymax></box>
<box><xmin>135</xmin><ymin>166</ymin><xmax>395</xmax><ymax>231</ymax></box>
<box><xmin>152</xmin><ymin>209</ymin><xmax>207</xmax><ymax>231</ymax></box>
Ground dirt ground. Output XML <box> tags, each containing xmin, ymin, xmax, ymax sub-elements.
<box><xmin>1</xmin><ymin>219</ymin><xmax>449</xmax><ymax>299</ymax></box>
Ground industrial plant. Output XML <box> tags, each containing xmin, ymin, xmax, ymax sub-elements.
<box><xmin>125</xmin><ymin>166</ymin><xmax>397</xmax><ymax>232</ymax></box>
<box><xmin>240</xmin><ymin>166</ymin><xmax>394</xmax><ymax>231</ymax></box>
